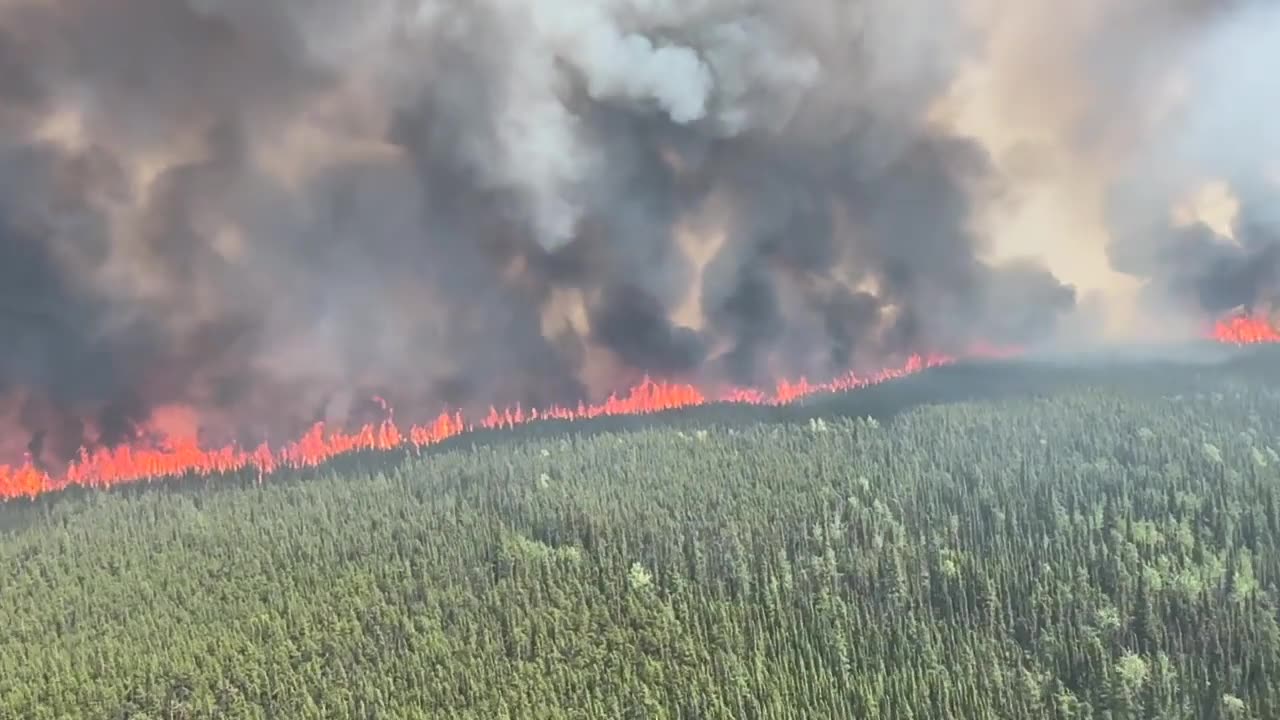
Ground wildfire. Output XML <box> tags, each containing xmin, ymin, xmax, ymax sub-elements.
<box><xmin>1211</xmin><ymin>314</ymin><xmax>1280</xmax><ymax>345</ymax></box>
<box><xmin>1</xmin><ymin>320</ymin><xmax>1272</xmax><ymax>503</ymax></box>
<box><xmin>0</xmin><ymin>350</ymin><xmax>995</xmax><ymax>501</ymax></box>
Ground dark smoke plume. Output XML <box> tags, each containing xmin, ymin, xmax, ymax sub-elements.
<box><xmin>0</xmin><ymin>0</ymin><xmax>1088</xmax><ymax>464</ymax></box>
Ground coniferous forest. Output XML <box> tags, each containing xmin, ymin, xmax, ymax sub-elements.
<box><xmin>2</xmin><ymin>349</ymin><xmax>1280</xmax><ymax>719</ymax></box>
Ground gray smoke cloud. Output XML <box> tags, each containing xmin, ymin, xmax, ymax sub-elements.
<box><xmin>27</xmin><ymin>0</ymin><xmax>1275</xmax><ymax>463</ymax></box>
<box><xmin>1095</xmin><ymin>0</ymin><xmax>1280</xmax><ymax>320</ymax></box>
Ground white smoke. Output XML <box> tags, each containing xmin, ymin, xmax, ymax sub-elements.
<box><xmin>384</xmin><ymin>0</ymin><xmax>830</xmax><ymax>249</ymax></box>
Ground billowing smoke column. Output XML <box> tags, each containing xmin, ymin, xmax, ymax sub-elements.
<box><xmin>3</xmin><ymin>0</ymin><xmax>1267</xmax><ymax>466</ymax></box>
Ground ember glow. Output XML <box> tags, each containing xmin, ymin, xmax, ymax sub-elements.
<box><xmin>0</xmin><ymin>351</ymin><xmax>975</xmax><ymax>500</ymax></box>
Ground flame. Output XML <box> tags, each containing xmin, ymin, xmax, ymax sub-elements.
<box><xmin>1210</xmin><ymin>313</ymin><xmax>1280</xmax><ymax>345</ymax></box>
<box><xmin>0</xmin><ymin>348</ymin><xmax>1022</xmax><ymax>501</ymax></box>
<box><xmin>3</xmin><ymin>320</ymin><xmax>1272</xmax><ymax>504</ymax></box>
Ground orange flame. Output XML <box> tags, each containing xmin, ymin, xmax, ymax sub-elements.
<box><xmin>10</xmin><ymin>322</ymin><xmax>1274</xmax><ymax>504</ymax></box>
<box><xmin>1210</xmin><ymin>313</ymin><xmax>1280</xmax><ymax>345</ymax></box>
<box><xmin>1</xmin><ymin>349</ymin><xmax>1018</xmax><ymax>501</ymax></box>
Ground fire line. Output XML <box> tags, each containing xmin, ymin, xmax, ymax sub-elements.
<box><xmin>0</xmin><ymin>316</ymin><xmax>1274</xmax><ymax>502</ymax></box>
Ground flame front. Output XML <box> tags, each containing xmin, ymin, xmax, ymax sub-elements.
<box><xmin>2</xmin><ymin>324</ymin><xmax>1272</xmax><ymax>503</ymax></box>
<box><xmin>0</xmin><ymin>351</ymin><xmax>988</xmax><ymax>500</ymax></box>
<box><xmin>1211</xmin><ymin>314</ymin><xmax>1280</xmax><ymax>345</ymax></box>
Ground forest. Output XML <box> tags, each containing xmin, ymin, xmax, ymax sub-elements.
<box><xmin>1</xmin><ymin>347</ymin><xmax>1279</xmax><ymax>719</ymax></box>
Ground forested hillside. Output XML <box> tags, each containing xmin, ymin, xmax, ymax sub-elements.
<box><xmin>2</xmin><ymin>350</ymin><xmax>1280</xmax><ymax>719</ymax></box>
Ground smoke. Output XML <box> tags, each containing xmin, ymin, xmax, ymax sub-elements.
<box><xmin>1099</xmin><ymin>1</ymin><xmax>1280</xmax><ymax>324</ymax></box>
<box><xmin>0</xmin><ymin>0</ymin><xmax>1264</xmax><ymax>464</ymax></box>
